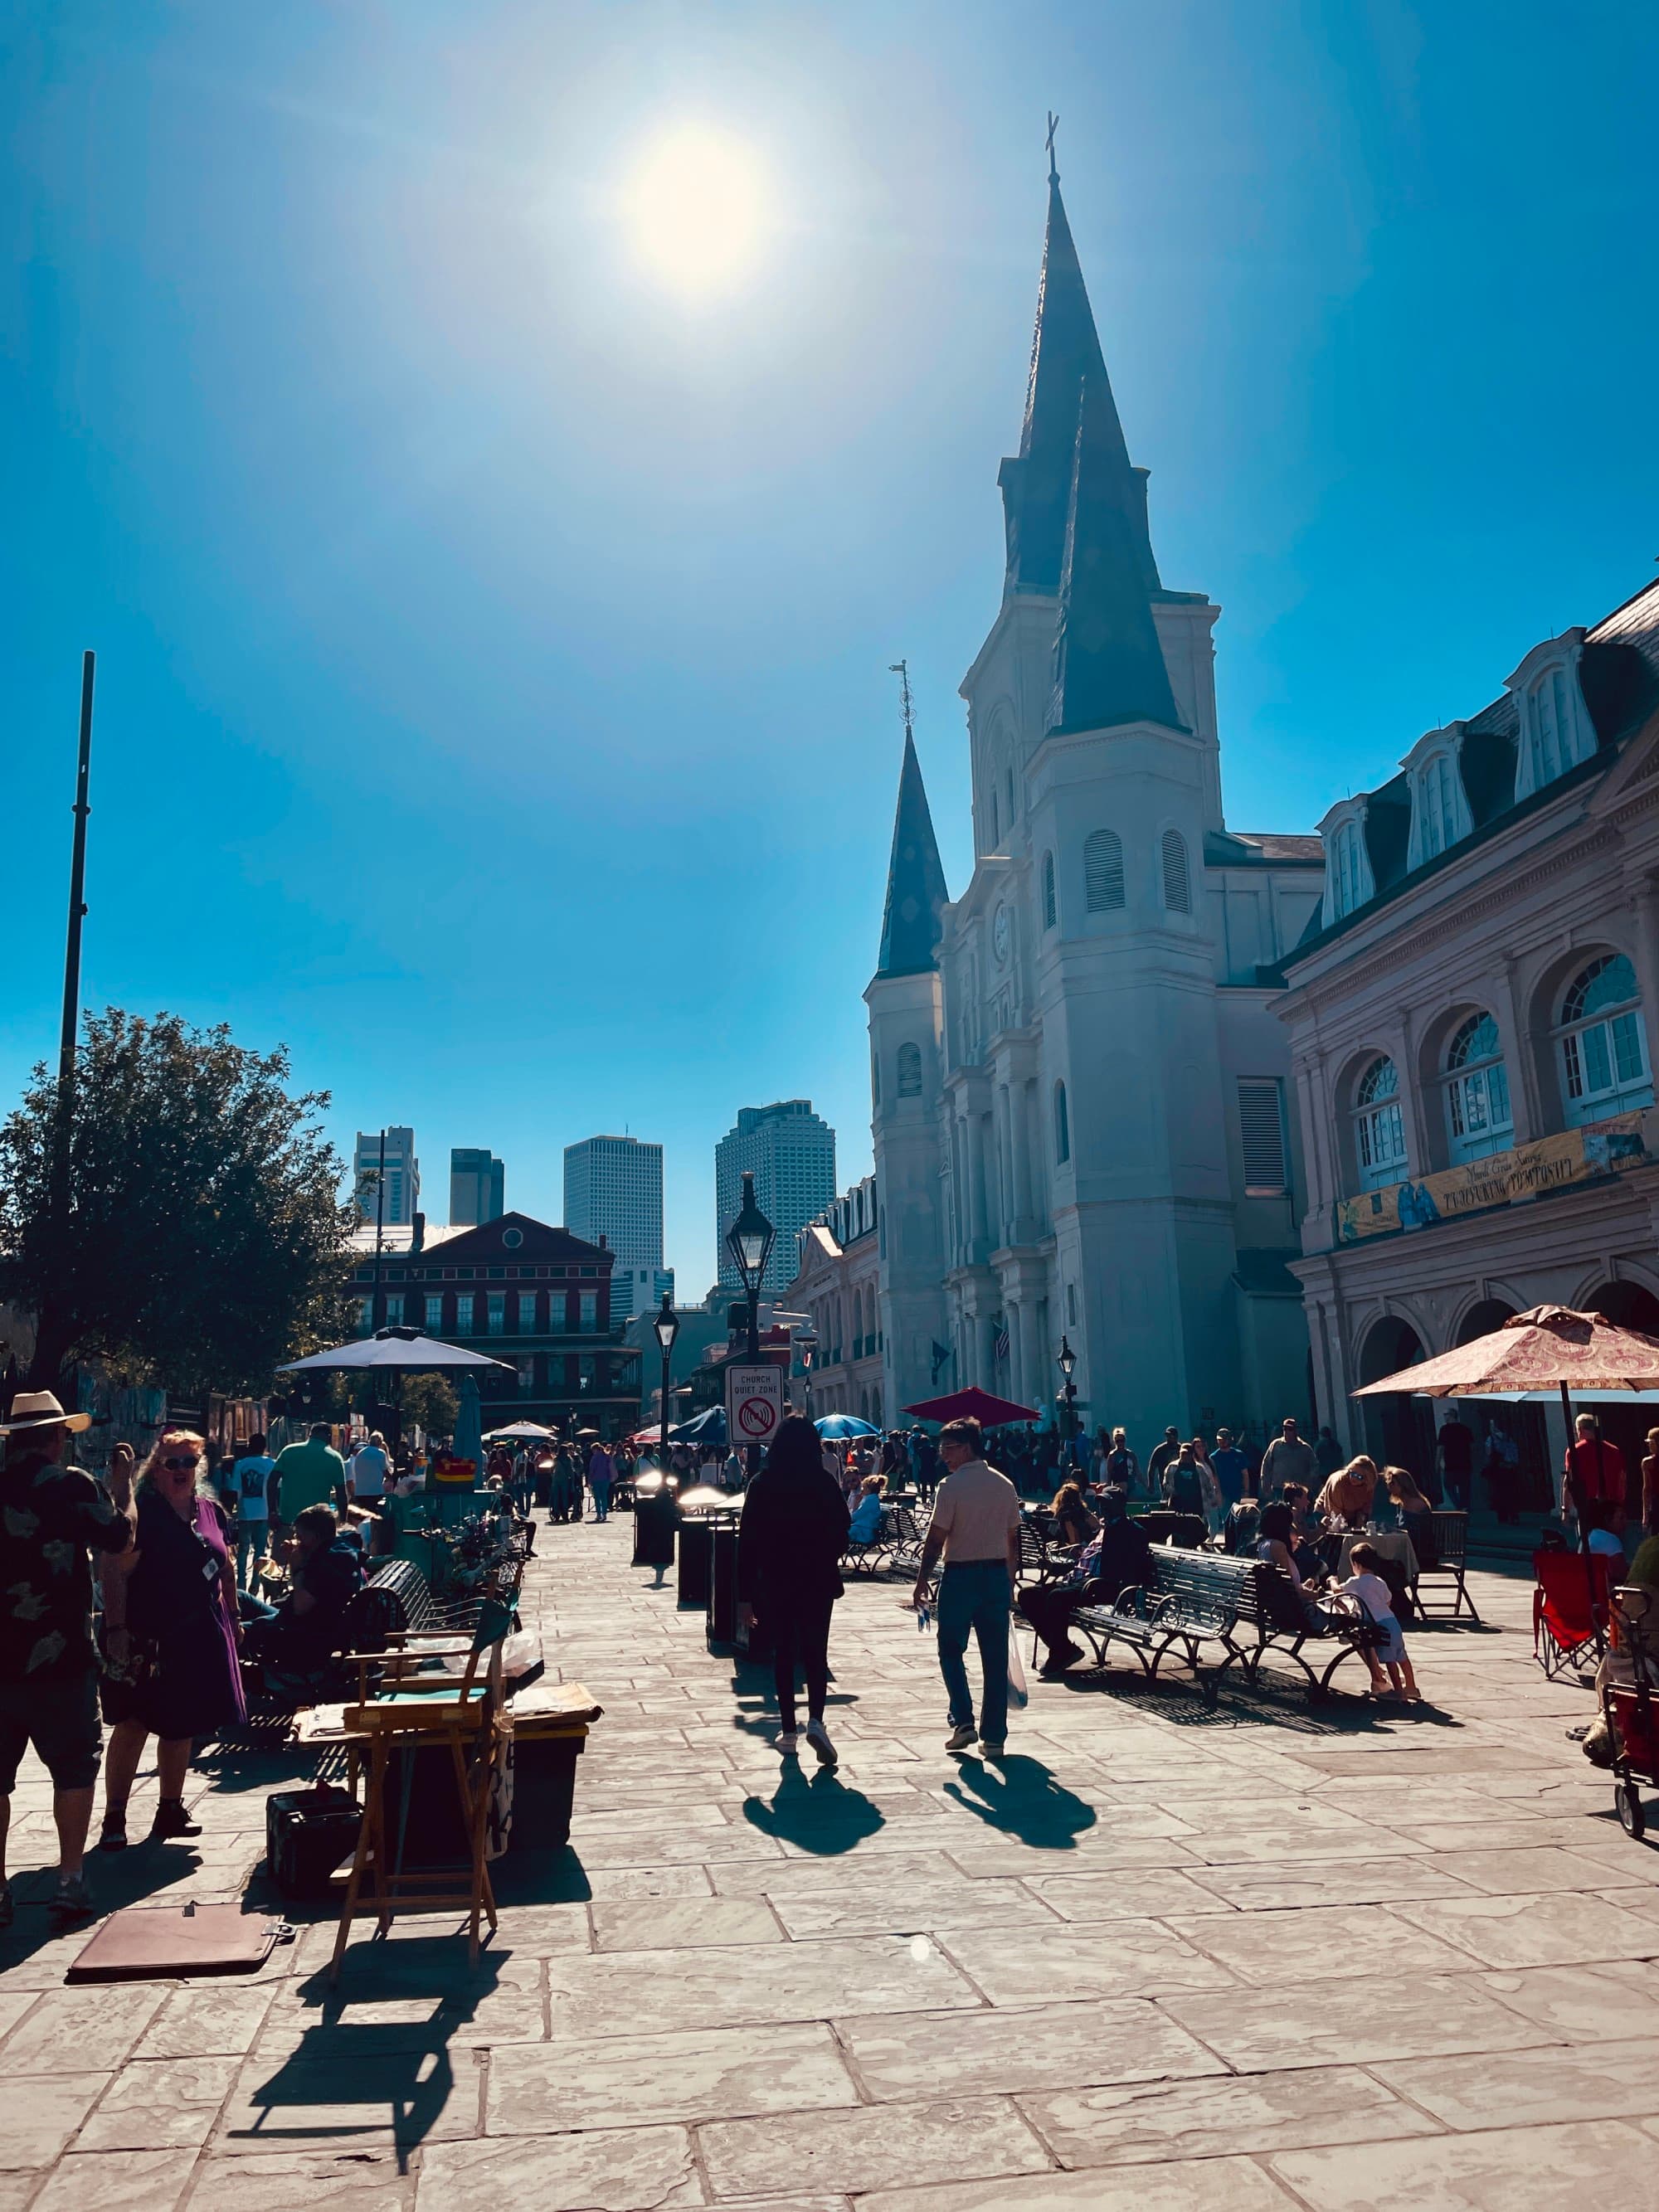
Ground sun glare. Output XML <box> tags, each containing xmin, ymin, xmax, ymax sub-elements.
<box><xmin>622</xmin><ymin>126</ymin><xmax>771</xmax><ymax>296</ymax></box>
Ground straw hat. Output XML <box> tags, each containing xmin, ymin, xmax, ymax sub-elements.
<box><xmin>0</xmin><ymin>1390</ymin><xmax>93</xmax><ymax>1436</ymax></box>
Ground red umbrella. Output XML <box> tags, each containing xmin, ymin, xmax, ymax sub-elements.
<box><xmin>1355</xmin><ymin>1304</ymin><xmax>1659</xmax><ymax>1653</ymax></box>
<box><xmin>902</xmin><ymin>1384</ymin><xmax>1039</xmax><ymax>1426</ymax></box>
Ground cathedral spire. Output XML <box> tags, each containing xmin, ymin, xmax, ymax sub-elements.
<box><xmin>1048</xmin><ymin>375</ymin><xmax>1184</xmax><ymax>737</ymax></box>
<box><xmin>875</xmin><ymin>672</ymin><xmax>950</xmax><ymax>980</ymax></box>
<box><xmin>998</xmin><ymin>150</ymin><xmax>1160</xmax><ymax>601</ymax></box>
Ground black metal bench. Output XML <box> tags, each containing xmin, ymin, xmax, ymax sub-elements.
<box><xmin>1072</xmin><ymin>1548</ymin><xmax>1386</xmax><ymax>1701</ymax></box>
<box><xmin>841</xmin><ymin>1505</ymin><xmax>928</xmax><ymax>1580</ymax></box>
<box><xmin>1019</xmin><ymin>1518</ymin><xmax>1077</xmax><ymax>1587</ymax></box>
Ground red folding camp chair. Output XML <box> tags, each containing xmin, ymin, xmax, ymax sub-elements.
<box><xmin>1532</xmin><ymin>1545</ymin><xmax>1613</xmax><ymax>1680</ymax></box>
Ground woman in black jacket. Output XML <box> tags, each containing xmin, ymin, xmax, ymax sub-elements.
<box><xmin>738</xmin><ymin>1416</ymin><xmax>851</xmax><ymax>1766</ymax></box>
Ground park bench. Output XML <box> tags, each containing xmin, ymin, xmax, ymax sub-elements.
<box><xmin>1070</xmin><ymin>1548</ymin><xmax>1386</xmax><ymax>1701</ymax></box>
<box><xmin>841</xmin><ymin>1505</ymin><xmax>928</xmax><ymax>1580</ymax></box>
<box><xmin>1019</xmin><ymin>1517</ymin><xmax>1078</xmax><ymax>1587</ymax></box>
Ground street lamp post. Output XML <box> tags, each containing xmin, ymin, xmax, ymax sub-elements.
<box><xmin>724</xmin><ymin>1170</ymin><xmax>775</xmax><ymax>1364</ymax></box>
<box><xmin>795</xmin><ymin>1330</ymin><xmax>818</xmax><ymax>1418</ymax></box>
<box><xmin>654</xmin><ymin>1293</ymin><xmax>679</xmax><ymax>1466</ymax></box>
<box><xmin>1057</xmin><ymin>1337</ymin><xmax>1078</xmax><ymax>1468</ymax></box>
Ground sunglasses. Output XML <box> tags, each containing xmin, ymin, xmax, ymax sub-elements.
<box><xmin>162</xmin><ymin>1455</ymin><xmax>198</xmax><ymax>1471</ymax></box>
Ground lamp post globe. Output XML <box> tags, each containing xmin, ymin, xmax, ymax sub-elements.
<box><xmin>725</xmin><ymin>1170</ymin><xmax>775</xmax><ymax>1363</ymax></box>
<box><xmin>654</xmin><ymin>1293</ymin><xmax>680</xmax><ymax>1462</ymax></box>
<box><xmin>1056</xmin><ymin>1336</ymin><xmax>1079</xmax><ymax>1466</ymax></box>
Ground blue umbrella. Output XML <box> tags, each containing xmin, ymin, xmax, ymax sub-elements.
<box><xmin>669</xmin><ymin>1405</ymin><xmax>728</xmax><ymax>1446</ymax></box>
<box><xmin>815</xmin><ymin>1413</ymin><xmax>879</xmax><ymax>1440</ymax></box>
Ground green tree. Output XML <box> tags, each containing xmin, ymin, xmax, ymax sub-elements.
<box><xmin>0</xmin><ymin>1009</ymin><xmax>356</xmax><ymax>1396</ymax></box>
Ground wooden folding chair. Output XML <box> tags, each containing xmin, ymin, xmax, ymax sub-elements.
<box><xmin>329</xmin><ymin>1601</ymin><xmax>511</xmax><ymax>1981</ymax></box>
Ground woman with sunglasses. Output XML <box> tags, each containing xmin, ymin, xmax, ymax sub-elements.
<box><xmin>97</xmin><ymin>1428</ymin><xmax>245</xmax><ymax>1848</ymax></box>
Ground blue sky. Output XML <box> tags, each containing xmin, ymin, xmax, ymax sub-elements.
<box><xmin>6</xmin><ymin>1</ymin><xmax>1657</xmax><ymax>1294</ymax></box>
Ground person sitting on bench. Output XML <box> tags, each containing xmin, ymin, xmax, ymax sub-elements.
<box><xmin>1018</xmin><ymin>1487</ymin><xmax>1154</xmax><ymax>1678</ymax></box>
<box><xmin>243</xmin><ymin>1505</ymin><xmax>363</xmax><ymax>1676</ymax></box>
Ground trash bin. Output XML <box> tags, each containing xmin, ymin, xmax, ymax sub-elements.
<box><xmin>507</xmin><ymin>1723</ymin><xmax>586</xmax><ymax>1853</ymax></box>
<box><xmin>708</xmin><ymin>1520</ymin><xmax>742</xmax><ymax>1650</ymax></box>
<box><xmin>677</xmin><ymin>1518</ymin><xmax>713</xmax><ymax>1607</ymax></box>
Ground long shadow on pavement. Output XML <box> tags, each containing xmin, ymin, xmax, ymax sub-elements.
<box><xmin>942</xmin><ymin>1753</ymin><xmax>1097</xmax><ymax>1850</ymax></box>
<box><xmin>741</xmin><ymin>1761</ymin><xmax>884</xmax><ymax>1855</ymax></box>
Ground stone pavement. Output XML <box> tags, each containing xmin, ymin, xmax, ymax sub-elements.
<box><xmin>2</xmin><ymin>1516</ymin><xmax>1658</xmax><ymax>2209</ymax></box>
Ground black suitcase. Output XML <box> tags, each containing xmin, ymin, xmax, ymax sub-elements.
<box><xmin>265</xmin><ymin>1785</ymin><xmax>362</xmax><ymax>1898</ymax></box>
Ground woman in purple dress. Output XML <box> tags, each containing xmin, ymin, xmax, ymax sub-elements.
<box><xmin>98</xmin><ymin>1428</ymin><xmax>246</xmax><ymax>1848</ymax></box>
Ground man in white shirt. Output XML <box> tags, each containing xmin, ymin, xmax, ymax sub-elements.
<box><xmin>347</xmin><ymin>1432</ymin><xmax>389</xmax><ymax>1505</ymax></box>
<box><xmin>231</xmin><ymin>1429</ymin><xmax>278</xmax><ymax>1591</ymax></box>
<box><xmin>911</xmin><ymin>1417</ymin><xmax>1023</xmax><ymax>1756</ymax></box>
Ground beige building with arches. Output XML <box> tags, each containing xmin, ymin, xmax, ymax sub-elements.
<box><xmin>1281</xmin><ymin>575</ymin><xmax>1659</xmax><ymax>1500</ymax></box>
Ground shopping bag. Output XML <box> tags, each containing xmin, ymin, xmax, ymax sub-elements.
<box><xmin>1006</xmin><ymin>1624</ymin><xmax>1029</xmax><ymax>1709</ymax></box>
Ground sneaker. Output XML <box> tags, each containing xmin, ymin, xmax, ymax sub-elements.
<box><xmin>149</xmin><ymin>1799</ymin><xmax>202</xmax><ymax>1842</ymax></box>
<box><xmin>99</xmin><ymin>1809</ymin><xmax>129</xmax><ymax>1853</ymax></box>
<box><xmin>47</xmin><ymin>1875</ymin><xmax>94</xmax><ymax>1923</ymax></box>
<box><xmin>980</xmin><ymin>1740</ymin><xmax>1007</xmax><ymax>1757</ymax></box>
<box><xmin>804</xmin><ymin>1719</ymin><xmax>838</xmax><ymax>1769</ymax></box>
<box><xmin>777</xmin><ymin>1730</ymin><xmax>800</xmax><ymax>1757</ymax></box>
<box><xmin>946</xmin><ymin>1723</ymin><xmax>977</xmax><ymax>1752</ymax></box>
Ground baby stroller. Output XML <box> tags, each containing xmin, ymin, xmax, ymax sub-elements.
<box><xmin>1532</xmin><ymin>1538</ymin><xmax>1613</xmax><ymax>1681</ymax></box>
<box><xmin>1603</xmin><ymin>1584</ymin><xmax>1658</xmax><ymax>1839</ymax></box>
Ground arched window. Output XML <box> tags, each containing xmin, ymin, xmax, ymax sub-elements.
<box><xmin>1161</xmin><ymin>829</ymin><xmax>1191</xmax><ymax>914</ymax></box>
<box><xmin>897</xmin><ymin>1043</ymin><xmax>922</xmax><ymax>1098</ymax></box>
<box><xmin>1557</xmin><ymin>955</ymin><xmax>1652</xmax><ymax>1125</ymax></box>
<box><xmin>1418</xmin><ymin>756</ymin><xmax>1460</xmax><ymax>860</ymax></box>
<box><xmin>1443</xmin><ymin>1013</ymin><xmax>1513</xmax><ymax>1164</ymax></box>
<box><xmin>1053</xmin><ymin>1080</ymin><xmax>1071</xmax><ymax>1164</ymax></box>
<box><xmin>1042</xmin><ymin>852</ymin><xmax>1057</xmax><ymax>931</ymax></box>
<box><xmin>1353</xmin><ymin>1056</ymin><xmax>1407</xmax><ymax>1190</ymax></box>
<box><xmin>1084</xmin><ymin>829</ymin><xmax>1125</xmax><ymax>912</ymax></box>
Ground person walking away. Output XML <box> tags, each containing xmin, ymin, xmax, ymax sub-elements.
<box><xmin>272</xmin><ymin>1422</ymin><xmax>349</xmax><ymax>1534</ymax></box>
<box><xmin>738</xmin><ymin>1415</ymin><xmax>851</xmax><ymax>1763</ymax></box>
<box><xmin>587</xmin><ymin>1441</ymin><xmax>615</xmax><ymax>1521</ymax></box>
<box><xmin>231</xmin><ymin>1430</ymin><xmax>277</xmax><ymax>1592</ymax></box>
<box><xmin>98</xmin><ymin>1429</ymin><xmax>245</xmax><ymax>1850</ymax></box>
<box><xmin>914</xmin><ymin>1430</ymin><xmax>938</xmax><ymax>1504</ymax></box>
<box><xmin>347</xmin><ymin>1431</ymin><xmax>389</xmax><ymax>1510</ymax></box>
<box><xmin>910</xmin><ymin>1417</ymin><xmax>1022</xmax><ymax>1757</ymax></box>
<box><xmin>0</xmin><ymin>1393</ymin><xmax>137</xmax><ymax>1924</ymax></box>
<box><xmin>1434</xmin><ymin>1412</ymin><xmax>1476</xmax><ymax>1514</ymax></box>
<box><xmin>1020</xmin><ymin>1486</ymin><xmax>1153</xmax><ymax>1675</ymax></box>
<box><xmin>1330</xmin><ymin>1540</ymin><xmax>1419</xmax><ymax>1700</ymax></box>
<box><xmin>1259</xmin><ymin>1417</ymin><xmax>1316</xmax><ymax>1498</ymax></box>
<box><xmin>1563</xmin><ymin>1412</ymin><xmax>1627</xmax><ymax>1539</ymax></box>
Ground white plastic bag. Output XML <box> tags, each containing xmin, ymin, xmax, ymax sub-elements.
<box><xmin>1006</xmin><ymin>1625</ymin><xmax>1029</xmax><ymax>1709</ymax></box>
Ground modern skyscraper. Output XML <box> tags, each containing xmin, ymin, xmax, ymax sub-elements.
<box><xmin>715</xmin><ymin>1102</ymin><xmax>836</xmax><ymax>1296</ymax></box>
<box><xmin>449</xmin><ymin>1148</ymin><xmax>505</xmax><ymax>1227</ymax></box>
<box><xmin>353</xmin><ymin>1127</ymin><xmax>419</xmax><ymax>1228</ymax></box>
<box><xmin>564</xmin><ymin>1136</ymin><xmax>664</xmax><ymax>1271</ymax></box>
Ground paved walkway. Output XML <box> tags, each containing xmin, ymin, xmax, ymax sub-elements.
<box><xmin>2</xmin><ymin>1519</ymin><xmax>1657</xmax><ymax>2209</ymax></box>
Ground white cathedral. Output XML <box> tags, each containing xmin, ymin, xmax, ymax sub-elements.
<box><xmin>868</xmin><ymin>157</ymin><xmax>1327</xmax><ymax>1447</ymax></box>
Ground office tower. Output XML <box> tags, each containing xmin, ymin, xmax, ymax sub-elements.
<box><xmin>450</xmin><ymin>1147</ymin><xmax>505</xmax><ymax>1226</ymax></box>
<box><xmin>564</xmin><ymin>1136</ymin><xmax>664</xmax><ymax>1277</ymax></box>
<box><xmin>353</xmin><ymin>1127</ymin><xmax>419</xmax><ymax>1228</ymax></box>
<box><xmin>715</xmin><ymin>1101</ymin><xmax>836</xmax><ymax>1296</ymax></box>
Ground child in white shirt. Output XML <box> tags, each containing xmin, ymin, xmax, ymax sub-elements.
<box><xmin>1334</xmin><ymin>1542</ymin><xmax>1418</xmax><ymax>1701</ymax></box>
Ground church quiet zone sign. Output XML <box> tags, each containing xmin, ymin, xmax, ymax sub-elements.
<box><xmin>725</xmin><ymin>1363</ymin><xmax>784</xmax><ymax>1447</ymax></box>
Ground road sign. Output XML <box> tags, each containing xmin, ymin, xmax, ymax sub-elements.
<box><xmin>725</xmin><ymin>1363</ymin><xmax>784</xmax><ymax>1448</ymax></box>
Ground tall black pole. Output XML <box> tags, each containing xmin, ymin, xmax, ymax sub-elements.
<box><xmin>659</xmin><ymin>1344</ymin><xmax>672</xmax><ymax>1462</ymax></box>
<box><xmin>58</xmin><ymin>652</ymin><xmax>95</xmax><ymax>1091</ymax></box>
<box><xmin>747</xmin><ymin>1287</ymin><xmax>760</xmax><ymax>1364</ymax></box>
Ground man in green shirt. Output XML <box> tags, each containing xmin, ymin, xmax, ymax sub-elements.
<box><xmin>273</xmin><ymin>1423</ymin><xmax>349</xmax><ymax>1530</ymax></box>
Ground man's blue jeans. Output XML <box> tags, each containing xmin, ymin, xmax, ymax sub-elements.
<box><xmin>936</xmin><ymin>1559</ymin><xmax>1012</xmax><ymax>1742</ymax></box>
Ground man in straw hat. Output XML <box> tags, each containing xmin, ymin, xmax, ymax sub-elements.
<box><xmin>0</xmin><ymin>1391</ymin><xmax>137</xmax><ymax>1926</ymax></box>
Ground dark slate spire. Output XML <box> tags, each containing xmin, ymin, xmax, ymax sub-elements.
<box><xmin>1048</xmin><ymin>376</ymin><xmax>1185</xmax><ymax>737</ymax></box>
<box><xmin>998</xmin><ymin>167</ymin><xmax>1161</xmax><ymax>601</ymax></box>
<box><xmin>875</xmin><ymin>730</ymin><xmax>950</xmax><ymax>978</ymax></box>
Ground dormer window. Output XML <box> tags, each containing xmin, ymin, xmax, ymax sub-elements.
<box><xmin>1318</xmin><ymin>800</ymin><xmax>1375</xmax><ymax>925</ymax></box>
<box><xmin>1508</xmin><ymin>631</ymin><xmax>1594</xmax><ymax>802</ymax></box>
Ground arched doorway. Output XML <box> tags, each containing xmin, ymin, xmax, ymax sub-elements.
<box><xmin>1452</xmin><ymin>1299</ymin><xmax>1549</xmax><ymax>1510</ymax></box>
<box><xmin>1356</xmin><ymin>1315</ymin><xmax>1436</xmax><ymax>1480</ymax></box>
<box><xmin>1579</xmin><ymin>1281</ymin><xmax>1659</xmax><ymax>1514</ymax></box>
<box><xmin>1457</xmin><ymin>1299</ymin><xmax>1515</xmax><ymax>1344</ymax></box>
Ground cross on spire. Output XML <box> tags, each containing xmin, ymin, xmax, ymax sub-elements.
<box><xmin>1046</xmin><ymin>110</ymin><xmax>1059</xmax><ymax>186</ymax></box>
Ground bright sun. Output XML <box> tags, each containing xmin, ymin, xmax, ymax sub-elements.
<box><xmin>621</xmin><ymin>126</ymin><xmax>771</xmax><ymax>296</ymax></box>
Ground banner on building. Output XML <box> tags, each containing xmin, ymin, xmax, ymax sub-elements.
<box><xmin>1334</xmin><ymin>1112</ymin><xmax>1650</xmax><ymax>1245</ymax></box>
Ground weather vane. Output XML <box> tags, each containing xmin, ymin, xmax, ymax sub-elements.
<box><xmin>888</xmin><ymin>659</ymin><xmax>914</xmax><ymax>745</ymax></box>
<box><xmin>1046</xmin><ymin>110</ymin><xmax>1059</xmax><ymax>186</ymax></box>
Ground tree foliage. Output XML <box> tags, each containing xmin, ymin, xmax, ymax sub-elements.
<box><xmin>0</xmin><ymin>1010</ymin><xmax>356</xmax><ymax>1397</ymax></box>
